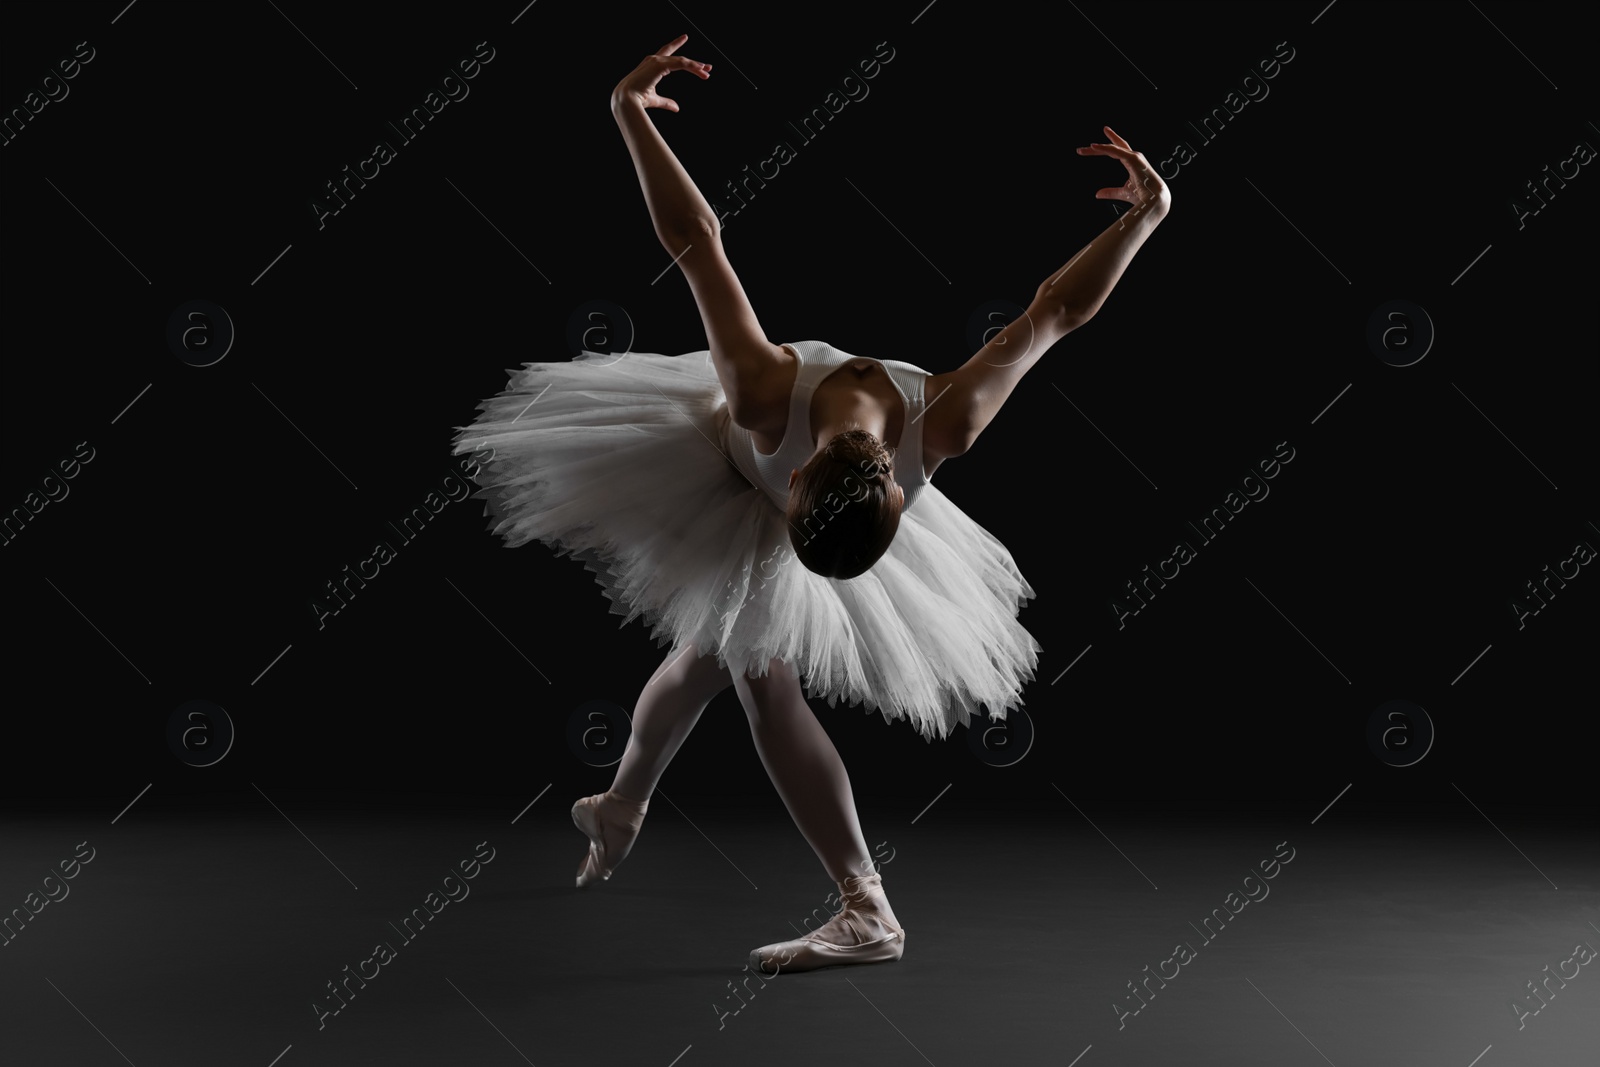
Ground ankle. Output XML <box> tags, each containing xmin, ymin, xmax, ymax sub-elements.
<box><xmin>837</xmin><ymin>869</ymin><xmax>882</xmax><ymax>897</ymax></box>
<box><xmin>837</xmin><ymin>877</ymin><xmax>901</xmax><ymax>936</ymax></box>
<box><xmin>836</xmin><ymin>872</ymin><xmax>894</xmax><ymax>918</ymax></box>
<box><xmin>603</xmin><ymin>789</ymin><xmax>650</xmax><ymax>812</ymax></box>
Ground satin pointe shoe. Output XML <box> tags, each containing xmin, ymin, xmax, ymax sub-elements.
<box><xmin>748</xmin><ymin>871</ymin><xmax>906</xmax><ymax>975</ymax></box>
<box><xmin>572</xmin><ymin>790</ymin><xmax>650</xmax><ymax>888</ymax></box>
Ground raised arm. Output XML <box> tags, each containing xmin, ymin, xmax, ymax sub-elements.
<box><xmin>922</xmin><ymin>128</ymin><xmax>1171</xmax><ymax>467</ymax></box>
<box><xmin>611</xmin><ymin>35</ymin><xmax>789</xmax><ymax>430</ymax></box>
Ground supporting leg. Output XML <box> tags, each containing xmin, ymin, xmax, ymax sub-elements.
<box><xmin>731</xmin><ymin>657</ymin><xmax>878</xmax><ymax>888</ymax></box>
<box><xmin>735</xmin><ymin>657</ymin><xmax>906</xmax><ymax>974</ymax></box>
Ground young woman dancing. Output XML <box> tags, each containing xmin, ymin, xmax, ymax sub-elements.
<box><xmin>453</xmin><ymin>34</ymin><xmax>1170</xmax><ymax>975</ymax></box>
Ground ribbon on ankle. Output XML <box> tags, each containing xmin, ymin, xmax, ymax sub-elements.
<box><xmin>837</xmin><ymin>872</ymin><xmax>884</xmax><ymax>906</ymax></box>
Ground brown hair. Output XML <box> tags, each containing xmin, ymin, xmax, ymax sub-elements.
<box><xmin>787</xmin><ymin>428</ymin><xmax>901</xmax><ymax>579</ymax></box>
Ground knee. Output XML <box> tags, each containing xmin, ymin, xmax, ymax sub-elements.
<box><xmin>734</xmin><ymin>657</ymin><xmax>800</xmax><ymax>705</ymax></box>
<box><xmin>666</xmin><ymin>641</ymin><xmax>731</xmax><ymax>682</ymax></box>
<box><xmin>686</xmin><ymin>645</ymin><xmax>735</xmax><ymax>691</ymax></box>
<box><xmin>748</xmin><ymin>654</ymin><xmax>798</xmax><ymax>683</ymax></box>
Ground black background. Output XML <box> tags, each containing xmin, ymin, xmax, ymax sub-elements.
<box><xmin>2</xmin><ymin>0</ymin><xmax>1594</xmax><ymax>816</ymax></box>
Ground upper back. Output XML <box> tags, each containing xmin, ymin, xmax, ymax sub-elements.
<box><xmin>724</xmin><ymin>340</ymin><xmax>930</xmax><ymax>512</ymax></box>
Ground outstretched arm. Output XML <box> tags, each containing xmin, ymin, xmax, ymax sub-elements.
<box><xmin>611</xmin><ymin>35</ymin><xmax>788</xmax><ymax>429</ymax></box>
<box><xmin>923</xmin><ymin>128</ymin><xmax>1171</xmax><ymax>466</ymax></box>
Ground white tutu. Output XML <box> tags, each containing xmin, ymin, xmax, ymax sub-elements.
<box><xmin>451</xmin><ymin>348</ymin><xmax>1041</xmax><ymax>740</ymax></box>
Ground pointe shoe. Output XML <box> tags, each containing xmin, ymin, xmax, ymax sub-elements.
<box><xmin>572</xmin><ymin>790</ymin><xmax>650</xmax><ymax>888</ymax></box>
<box><xmin>748</xmin><ymin>871</ymin><xmax>906</xmax><ymax>975</ymax></box>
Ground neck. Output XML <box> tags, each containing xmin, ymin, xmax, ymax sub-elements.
<box><xmin>812</xmin><ymin>404</ymin><xmax>889</xmax><ymax>458</ymax></box>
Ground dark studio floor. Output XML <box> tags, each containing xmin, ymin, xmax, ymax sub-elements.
<box><xmin>3</xmin><ymin>793</ymin><xmax>1595</xmax><ymax>1067</ymax></box>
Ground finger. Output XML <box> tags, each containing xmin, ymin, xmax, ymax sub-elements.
<box><xmin>1104</xmin><ymin>126</ymin><xmax>1132</xmax><ymax>150</ymax></box>
<box><xmin>1094</xmin><ymin>188</ymin><xmax>1129</xmax><ymax>201</ymax></box>
<box><xmin>657</xmin><ymin>34</ymin><xmax>689</xmax><ymax>56</ymax></box>
<box><xmin>665</xmin><ymin>55</ymin><xmax>712</xmax><ymax>76</ymax></box>
<box><xmin>1078</xmin><ymin>142</ymin><xmax>1136</xmax><ymax>163</ymax></box>
<box><xmin>651</xmin><ymin>94</ymin><xmax>681</xmax><ymax>112</ymax></box>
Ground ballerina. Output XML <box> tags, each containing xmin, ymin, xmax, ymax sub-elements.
<box><xmin>453</xmin><ymin>33</ymin><xmax>1170</xmax><ymax>975</ymax></box>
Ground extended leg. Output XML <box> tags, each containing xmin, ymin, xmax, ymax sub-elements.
<box><xmin>574</xmin><ymin>642</ymin><xmax>732</xmax><ymax>888</ymax></box>
<box><xmin>610</xmin><ymin>641</ymin><xmax>734</xmax><ymax>801</ymax></box>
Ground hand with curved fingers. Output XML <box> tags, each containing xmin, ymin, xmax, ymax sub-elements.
<box><xmin>1076</xmin><ymin>126</ymin><xmax>1171</xmax><ymax>217</ymax></box>
<box><xmin>612</xmin><ymin>33</ymin><xmax>712</xmax><ymax>112</ymax></box>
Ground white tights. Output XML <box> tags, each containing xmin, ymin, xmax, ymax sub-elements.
<box><xmin>608</xmin><ymin>643</ymin><xmax>877</xmax><ymax>886</ymax></box>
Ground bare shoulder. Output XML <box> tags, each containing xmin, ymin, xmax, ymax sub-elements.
<box><xmin>918</xmin><ymin>370</ymin><xmax>969</xmax><ymax>478</ymax></box>
<box><xmin>730</xmin><ymin>341</ymin><xmax>799</xmax><ymax>437</ymax></box>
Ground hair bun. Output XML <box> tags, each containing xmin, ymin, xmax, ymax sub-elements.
<box><xmin>792</xmin><ymin>427</ymin><xmax>904</xmax><ymax>578</ymax></box>
<box><xmin>825</xmin><ymin>428</ymin><xmax>893</xmax><ymax>480</ymax></box>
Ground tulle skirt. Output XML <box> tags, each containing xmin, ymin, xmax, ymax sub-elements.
<box><xmin>451</xmin><ymin>348</ymin><xmax>1040</xmax><ymax>741</ymax></box>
